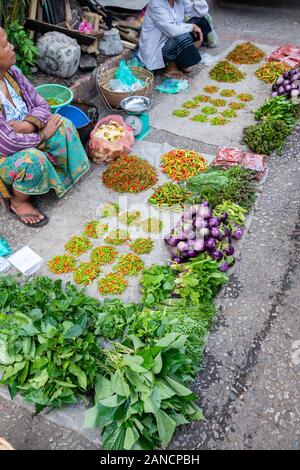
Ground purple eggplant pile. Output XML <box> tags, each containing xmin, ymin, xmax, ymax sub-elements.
<box><xmin>272</xmin><ymin>67</ymin><xmax>300</xmax><ymax>99</ymax></box>
<box><xmin>164</xmin><ymin>202</ymin><xmax>244</xmax><ymax>272</ymax></box>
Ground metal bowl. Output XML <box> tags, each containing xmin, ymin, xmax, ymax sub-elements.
<box><xmin>120</xmin><ymin>96</ymin><xmax>152</xmax><ymax>114</ymax></box>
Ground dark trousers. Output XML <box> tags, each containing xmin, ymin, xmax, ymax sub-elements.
<box><xmin>162</xmin><ymin>16</ymin><xmax>212</xmax><ymax>69</ymax></box>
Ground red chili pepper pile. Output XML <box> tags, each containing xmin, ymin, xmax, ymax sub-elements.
<box><xmin>98</xmin><ymin>272</ymin><xmax>128</xmax><ymax>295</ymax></box>
<box><xmin>73</xmin><ymin>262</ymin><xmax>101</xmax><ymax>286</ymax></box>
<box><xmin>102</xmin><ymin>155</ymin><xmax>158</xmax><ymax>193</ymax></box>
<box><xmin>48</xmin><ymin>255</ymin><xmax>77</xmax><ymax>274</ymax></box>
<box><xmin>255</xmin><ymin>61</ymin><xmax>291</xmax><ymax>83</ymax></box>
<box><xmin>227</xmin><ymin>42</ymin><xmax>265</xmax><ymax>64</ymax></box>
<box><xmin>161</xmin><ymin>149</ymin><xmax>208</xmax><ymax>181</ymax></box>
<box><xmin>91</xmin><ymin>246</ymin><xmax>118</xmax><ymax>265</ymax></box>
<box><xmin>116</xmin><ymin>253</ymin><xmax>144</xmax><ymax>277</ymax></box>
<box><xmin>65</xmin><ymin>236</ymin><xmax>93</xmax><ymax>256</ymax></box>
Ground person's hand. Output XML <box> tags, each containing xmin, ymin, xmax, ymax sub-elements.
<box><xmin>9</xmin><ymin>120</ymin><xmax>36</xmax><ymax>134</ymax></box>
<box><xmin>40</xmin><ymin>115</ymin><xmax>62</xmax><ymax>141</ymax></box>
<box><xmin>192</xmin><ymin>24</ymin><xmax>203</xmax><ymax>44</ymax></box>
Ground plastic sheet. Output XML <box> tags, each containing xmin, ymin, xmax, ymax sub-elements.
<box><xmin>110</xmin><ymin>60</ymin><xmax>145</xmax><ymax>93</ymax></box>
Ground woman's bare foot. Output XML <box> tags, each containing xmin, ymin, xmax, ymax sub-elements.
<box><xmin>10</xmin><ymin>196</ymin><xmax>45</xmax><ymax>225</ymax></box>
<box><xmin>164</xmin><ymin>63</ymin><xmax>185</xmax><ymax>79</ymax></box>
<box><xmin>182</xmin><ymin>66</ymin><xmax>193</xmax><ymax>73</ymax></box>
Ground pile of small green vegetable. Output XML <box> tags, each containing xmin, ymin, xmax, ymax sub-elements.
<box><xmin>243</xmin><ymin>96</ymin><xmax>298</xmax><ymax>155</ymax></box>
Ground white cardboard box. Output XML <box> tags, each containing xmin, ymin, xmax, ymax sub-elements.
<box><xmin>7</xmin><ymin>246</ymin><xmax>43</xmax><ymax>276</ymax></box>
<box><xmin>0</xmin><ymin>257</ymin><xmax>11</xmax><ymax>273</ymax></box>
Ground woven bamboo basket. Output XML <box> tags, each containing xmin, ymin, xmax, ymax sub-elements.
<box><xmin>96</xmin><ymin>66</ymin><xmax>154</xmax><ymax>110</ymax></box>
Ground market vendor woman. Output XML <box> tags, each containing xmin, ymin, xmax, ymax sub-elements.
<box><xmin>0</xmin><ymin>27</ymin><xmax>90</xmax><ymax>227</ymax></box>
<box><xmin>139</xmin><ymin>0</ymin><xmax>217</xmax><ymax>77</ymax></box>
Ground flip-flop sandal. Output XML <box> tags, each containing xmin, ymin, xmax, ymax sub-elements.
<box><xmin>2</xmin><ymin>197</ymin><xmax>49</xmax><ymax>228</ymax></box>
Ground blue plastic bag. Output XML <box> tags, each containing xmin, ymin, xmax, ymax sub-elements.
<box><xmin>115</xmin><ymin>60</ymin><xmax>145</xmax><ymax>91</ymax></box>
<box><xmin>155</xmin><ymin>78</ymin><xmax>190</xmax><ymax>95</ymax></box>
<box><xmin>0</xmin><ymin>238</ymin><xmax>12</xmax><ymax>257</ymax></box>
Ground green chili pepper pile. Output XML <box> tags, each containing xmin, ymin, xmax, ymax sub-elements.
<box><xmin>130</xmin><ymin>238</ymin><xmax>154</xmax><ymax>255</ymax></box>
<box><xmin>73</xmin><ymin>262</ymin><xmax>101</xmax><ymax>286</ymax></box>
<box><xmin>209</xmin><ymin>60</ymin><xmax>246</xmax><ymax>83</ymax></box>
<box><xmin>100</xmin><ymin>202</ymin><xmax>120</xmax><ymax>218</ymax></box>
<box><xmin>202</xmin><ymin>106</ymin><xmax>218</xmax><ymax>115</ymax></box>
<box><xmin>193</xmin><ymin>95</ymin><xmax>211</xmax><ymax>103</ymax></box>
<box><xmin>65</xmin><ymin>236</ymin><xmax>93</xmax><ymax>256</ymax></box>
<box><xmin>221</xmin><ymin>109</ymin><xmax>238</xmax><ymax>118</ymax></box>
<box><xmin>102</xmin><ymin>155</ymin><xmax>158</xmax><ymax>193</ymax></box>
<box><xmin>220</xmin><ymin>89</ymin><xmax>237</xmax><ymax>97</ymax></box>
<box><xmin>148</xmin><ymin>182</ymin><xmax>188</xmax><ymax>208</ymax></box>
<box><xmin>210</xmin><ymin>98</ymin><xmax>227</xmax><ymax>107</ymax></box>
<box><xmin>190</xmin><ymin>114</ymin><xmax>209</xmax><ymax>123</ymax></box>
<box><xmin>116</xmin><ymin>253</ymin><xmax>144</xmax><ymax>277</ymax></box>
<box><xmin>91</xmin><ymin>246</ymin><xmax>118</xmax><ymax>265</ymax></box>
<box><xmin>105</xmin><ymin>229</ymin><xmax>130</xmax><ymax>246</ymax></box>
<box><xmin>48</xmin><ymin>255</ymin><xmax>77</xmax><ymax>274</ymax></box>
<box><xmin>203</xmin><ymin>85</ymin><xmax>219</xmax><ymax>94</ymax></box>
<box><xmin>237</xmin><ymin>93</ymin><xmax>254</xmax><ymax>102</ymax></box>
<box><xmin>83</xmin><ymin>221</ymin><xmax>108</xmax><ymax>238</ymax></box>
<box><xmin>255</xmin><ymin>61</ymin><xmax>291</xmax><ymax>83</ymax></box>
<box><xmin>210</xmin><ymin>116</ymin><xmax>228</xmax><ymax>126</ymax></box>
<box><xmin>182</xmin><ymin>101</ymin><xmax>199</xmax><ymax>109</ymax></box>
<box><xmin>119</xmin><ymin>210</ymin><xmax>142</xmax><ymax>226</ymax></box>
<box><xmin>172</xmin><ymin>109</ymin><xmax>190</xmax><ymax>118</ymax></box>
<box><xmin>229</xmin><ymin>101</ymin><xmax>246</xmax><ymax>110</ymax></box>
<box><xmin>141</xmin><ymin>218</ymin><xmax>163</xmax><ymax>234</ymax></box>
<box><xmin>98</xmin><ymin>272</ymin><xmax>128</xmax><ymax>295</ymax></box>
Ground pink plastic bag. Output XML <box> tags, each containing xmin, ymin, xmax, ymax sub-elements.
<box><xmin>88</xmin><ymin>115</ymin><xmax>134</xmax><ymax>164</ymax></box>
<box><xmin>267</xmin><ymin>44</ymin><xmax>300</xmax><ymax>66</ymax></box>
<box><xmin>212</xmin><ymin>147</ymin><xmax>267</xmax><ymax>180</ymax></box>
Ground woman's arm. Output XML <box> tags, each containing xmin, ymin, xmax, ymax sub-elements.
<box><xmin>150</xmin><ymin>3</ymin><xmax>193</xmax><ymax>37</ymax></box>
<box><xmin>0</xmin><ymin>116</ymin><xmax>42</xmax><ymax>156</ymax></box>
<box><xmin>183</xmin><ymin>0</ymin><xmax>209</xmax><ymax>18</ymax></box>
<box><xmin>10</xmin><ymin>67</ymin><xmax>51</xmax><ymax>130</ymax></box>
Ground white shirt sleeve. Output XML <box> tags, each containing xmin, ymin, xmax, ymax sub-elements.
<box><xmin>151</xmin><ymin>3</ymin><xmax>193</xmax><ymax>38</ymax></box>
<box><xmin>183</xmin><ymin>0</ymin><xmax>209</xmax><ymax>18</ymax></box>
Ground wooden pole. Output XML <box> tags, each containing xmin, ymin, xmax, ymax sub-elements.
<box><xmin>28</xmin><ymin>0</ymin><xmax>38</xmax><ymax>39</ymax></box>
